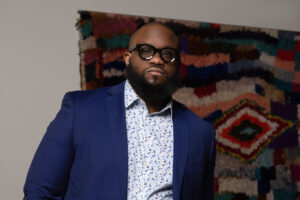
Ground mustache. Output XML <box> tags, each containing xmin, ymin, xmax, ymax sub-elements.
<box><xmin>144</xmin><ymin>64</ymin><xmax>167</xmax><ymax>74</ymax></box>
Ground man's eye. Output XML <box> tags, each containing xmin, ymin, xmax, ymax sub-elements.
<box><xmin>163</xmin><ymin>51</ymin><xmax>175</xmax><ymax>57</ymax></box>
<box><xmin>140</xmin><ymin>47</ymin><xmax>152</xmax><ymax>53</ymax></box>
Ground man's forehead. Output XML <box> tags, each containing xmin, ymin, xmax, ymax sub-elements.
<box><xmin>129</xmin><ymin>23</ymin><xmax>179</xmax><ymax>49</ymax></box>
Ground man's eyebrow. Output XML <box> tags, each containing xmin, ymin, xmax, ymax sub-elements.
<box><xmin>135</xmin><ymin>43</ymin><xmax>178</xmax><ymax>50</ymax></box>
<box><xmin>163</xmin><ymin>45</ymin><xmax>178</xmax><ymax>50</ymax></box>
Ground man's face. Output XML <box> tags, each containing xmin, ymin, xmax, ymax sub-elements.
<box><xmin>124</xmin><ymin>24</ymin><xmax>180</xmax><ymax>87</ymax></box>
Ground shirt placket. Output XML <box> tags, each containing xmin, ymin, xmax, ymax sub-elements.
<box><xmin>139</xmin><ymin>104</ymin><xmax>153</xmax><ymax>199</ymax></box>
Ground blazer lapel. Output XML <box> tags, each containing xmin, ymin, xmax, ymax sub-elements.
<box><xmin>106</xmin><ymin>82</ymin><xmax>128</xmax><ymax>200</ymax></box>
<box><xmin>172</xmin><ymin>101</ymin><xmax>190</xmax><ymax>200</ymax></box>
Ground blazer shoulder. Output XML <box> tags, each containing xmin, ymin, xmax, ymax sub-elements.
<box><xmin>66</xmin><ymin>81</ymin><xmax>125</xmax><ymax>102</ymax></box>
<box><xmin>67</xmin><ymin>87</ymin><xmax>110</xmax><ymax>101</ymax></box>
<box><xmin>173</xmin><ymin>99</ymin><xmax>214</xmax><ymax>130</ymax></box>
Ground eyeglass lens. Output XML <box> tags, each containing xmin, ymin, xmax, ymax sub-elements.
<box><xmin>138</xmin><ymin>45</ymin><xmax>176</xmax><ymax>63</ymax></box>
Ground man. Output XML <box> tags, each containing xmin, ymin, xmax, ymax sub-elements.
<box><xmin>23</xmin><ymin>23</ymin><xmax>216</xmax><ymax>200</ymax></box>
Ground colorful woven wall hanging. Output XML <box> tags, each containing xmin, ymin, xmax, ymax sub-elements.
<box><xmin>76</xmin><ymin>11</ymin><xmax>300</xmax><ymax>200</ymax></box>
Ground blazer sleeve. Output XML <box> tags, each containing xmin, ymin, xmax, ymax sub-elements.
<box><xmin>23</xmin><ymin>92</ymin><xmax>75</xmax><ymax>200</ymax></box>
<box><xmin>203</xmin><ymin>126</ymin><xmax>216</xmax><ymax>200</ymax></box>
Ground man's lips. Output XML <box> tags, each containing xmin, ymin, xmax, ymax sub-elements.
<box><xmin>145</xmin><ymin>68</ymin><xmax>166</xmax><ymax>76</ymax></box>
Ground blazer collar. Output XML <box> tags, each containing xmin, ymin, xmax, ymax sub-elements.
<box><xmin>106</xmin><ymin>81</ymin><xmax>128</xmax><ymax>199</ymax></box>
<box><xmin>107</xmin><ymin>81</ymin><xmax>126</xmax><ymax>96</ymax></box>
<box><xmin>172</xmin><ymin>101</ymin><xmax>190</xmax><ymax>200</ymax></box>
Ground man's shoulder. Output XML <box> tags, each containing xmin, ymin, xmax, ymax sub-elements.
<box><xmin>173</xmin><ymin>99</ymin><xmax>214</xmax><ymax>129</ymax></box>
<box><xmin>69</xmin><ymin>86</ymin><xmax>109</xmax><ymax>99</ymax></box>
<box><xmin>66</xmin><ymin>82</ymin><xmax>125</xmax><ymax>102</ymax></box>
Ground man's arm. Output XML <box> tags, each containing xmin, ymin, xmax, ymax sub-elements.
<box><xmin>23</xmin><ymin>92</ymin><xmax>75</xmax><ymax>200</ymax></box>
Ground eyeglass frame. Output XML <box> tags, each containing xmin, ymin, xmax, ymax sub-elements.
<box><xmin>129</xmin><ymin>43</ymin><xmax>179</xmax><ymax>64</ymax></box>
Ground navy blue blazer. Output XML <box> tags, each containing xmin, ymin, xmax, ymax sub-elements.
<box><xmin>24</xmin><ymin>81</ymin><xmax>216</xmax><ymax>200</ymax></box>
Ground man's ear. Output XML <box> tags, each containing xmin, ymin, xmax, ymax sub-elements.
<box><xmin>123</xmin><ymin>52</ymin><xmax>131</xmax><ymax>66</ymax></box>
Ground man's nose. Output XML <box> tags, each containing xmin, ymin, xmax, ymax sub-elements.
<box><xmin>150</xmin><ymin>52</ymin><xmax>164</xmax><ymax>65</ymax></box>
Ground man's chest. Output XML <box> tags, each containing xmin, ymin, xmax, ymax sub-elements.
<box><xmin>126</xmin><ymin>105</ymin><xmax>174</xmax><ymax>199</ymax></box>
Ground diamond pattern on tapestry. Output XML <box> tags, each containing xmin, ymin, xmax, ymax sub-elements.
<box><xmin>215</xmin><ymin>100</ymin><xmax>293</xmax><ymax>162</ymax></box>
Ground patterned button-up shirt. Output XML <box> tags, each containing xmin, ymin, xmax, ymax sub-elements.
<box><xmin>125</xmin><ymin>80</ymin><xmax>174</xmax><ymax>200</ymax></box>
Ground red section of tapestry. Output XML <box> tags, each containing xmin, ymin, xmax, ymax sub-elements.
<box><xmin>295</xmin><ymin>41</ymin><xmax>300</xmax><ymax>52</ymax></box>
<box><xmin>277</xmin><ymin>49</ymin><xmax>295</xmax><ymax>61</ymax></box>
<box><xmin>290</xmin><ymin>164</ymin><xmax>300</xmax><ymax>182</ymax></box>
<box><xmin>292</xmin><ymin>83</ymin><xmax>300</xmax><ymax>93</ymax></box>
<box><xmin>194</xmin><ymin>83</ymin><xmax>216</xmax><ymax>98</ymax></box>
<box><xmin>273</xmin><ymin>149</ymin><xmax>285</xmax><ymax>165</ymax></box>
<box><xmin>84</xmin><ymin>50</ymin><xmax>101</xmax><ymax>65</ymax></box>
<box><xmin>180</xmin><ymin>63</ymin><xmax>188</xmax><ymax>79</ymax></box>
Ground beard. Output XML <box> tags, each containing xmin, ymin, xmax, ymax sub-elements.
<box><xmin>125</xmin><ymin>61</ymin><xmax>181</xmax><ymax>104</ymax></box>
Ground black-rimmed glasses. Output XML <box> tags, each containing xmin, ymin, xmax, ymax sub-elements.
<box><xmin>129</xmin><ymin>44</ymin><xmax>178</xmax><ymax>64</ymax></box>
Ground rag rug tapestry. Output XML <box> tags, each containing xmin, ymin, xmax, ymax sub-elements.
<box><xmin>76</xmin><ymin>11</ymin><xmax>300</xmax><ymax>200</ymax></box>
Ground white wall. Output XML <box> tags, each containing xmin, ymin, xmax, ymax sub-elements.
<box><xmin>0</xmin><ymin>1</ymin><xmax>79</xmax><ymax>199</ymax></box>
<box><xmin>0</xmin><ymin>0</ymin><xmax>299</xmax><ymax>199</ymax></box>
<box><xmin>79</xmin><ymin>0</ymin><xmax>300</xmax><ymax>32</ymax></box>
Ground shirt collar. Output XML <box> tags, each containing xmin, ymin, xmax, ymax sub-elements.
<box><xmin>124</xmin><ymin>80</ymin><xmax>140</xmax><ymax>109</ymax></box>
<box><xmin>124</xmin><ymin>80</ymin><xmax>173</xmax><ymax>115</ymax></box>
